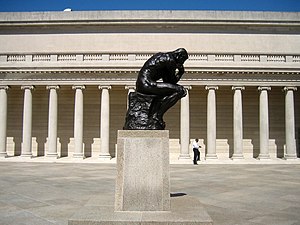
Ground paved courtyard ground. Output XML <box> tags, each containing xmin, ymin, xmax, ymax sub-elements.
<box><xmin>0</xmin><ymin>162</ymin><xmax>299</xmax><ymax>225</ymax></box>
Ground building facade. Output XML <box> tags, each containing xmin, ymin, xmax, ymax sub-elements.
<box><xmin>0</xmin><ymin>11</ymin><xmax>299</xmax><ymax>161</ymax></box>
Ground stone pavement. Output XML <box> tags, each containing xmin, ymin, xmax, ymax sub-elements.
<box><xmin>0</xmin><ymin>162</ymin><xmax>299</xmax><ymax>225</ymax></box>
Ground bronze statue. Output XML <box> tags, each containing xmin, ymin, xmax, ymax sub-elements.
<box><xmin>124</xmin><ymin>48</ymin><xmax>188</xmax><ymax>130</ymax></box>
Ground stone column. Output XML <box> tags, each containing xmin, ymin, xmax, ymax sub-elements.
<box><xmin>125</xmin><ymin>85</ymin><xmax>135</xmax><ymax>109</ymax></box>
<box><xmin>0</xmin><ymin>86</ymin><xmax>9</xmax><ymax>158</ymax></box>
<box><xmin>46</xmin><ymin>85</ymin><xmax>59</xmax><ymax>158</ymax></box>
<box><xmin>179</xmin><ymin>86</ymin><xmax>192</xmax><ymax>160</ymax></box>
<box><xmin>232</xmin><ymin>86</ymin><xmax>245</xmax><ymax>159</ymax></box>
<box><xmin>21</xmin><ymin>85</ymin><xmax>35</xmax><ymax>157</ymax></box>
<box><xmin>99</xmin><ymin>85</ymin><xmax>112</xmax><ymax>160</ymax></box>
<box><xmin>72</xmin><ymin>85</ymin><xmax>85</xmax><ymax>158</ymax></box>
<box><xmin>205</xmin><ymin>86</ymin><xmax>218</xmax><ymax>159</ymax></box>
<box><xmin>284</xmin><ymin>87</ymin><xmax>297</xmax><ymax>159</ymax></box>
<box><xmin>258</xmin><ymin>86</ymin><xmax>271</xmax><ymax>160</ymax></box>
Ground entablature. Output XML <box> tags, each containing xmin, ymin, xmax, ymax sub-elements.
<box><xmin>1</xmin><ymin>52</ymin><xmax>300</xmax><ymax>71</ymax></box>
<box><xmin>0</xmin><ymin>52</ymin><xmax>299</xmax><ymax>87</ymax></box>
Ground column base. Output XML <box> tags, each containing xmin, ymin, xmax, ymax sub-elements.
<box><xmin>205</xmin><ymin>154</ymin><xmax>218</xmax><ymax>160</ymax></box>
<box><xmin>99</xmin><ymin>154</ymin><xmax>111</xmax><ymax>161</ymax></box>
<box><xmin>21</xmin><ymin>153</ymin><xmax>33</xmax><ymax>158</ymax></box>
<box><xmin>73</xmin><ymin>153</ymin><xmax>85</xmax><ymax>159</ymax></box>
<box><xmin>257</xmin><ymin>154</ymin><xmax>271</xmax><ymax>160</ymax></box>
<box><xmin>0</xmin><ymin>152</ymin><xmax>8</xmax><ymax>158</ymax></box>
<box><xmin>46</xmin><ymin>153</ymin><xmax>59</xmax><ymax>158</ymax></box>
<box><xmin>284</xmin><ymin>154</ymin><xmax>298</xmax><ymax>160</ymax></box>
<box><xmin>178</xmin><ymin>154</ymin><xmax>191</xmax><ymax>160</ymax></box>
<box><xmin>231</xmin><ymin>154</ymin><xmax>244</xmax><ymax>160</ymax></box>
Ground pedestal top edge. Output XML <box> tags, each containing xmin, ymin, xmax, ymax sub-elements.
<box><xmin>118</xmin><ymin>130</ymin><xmax>169</xmax><ymax>138</ymax></box>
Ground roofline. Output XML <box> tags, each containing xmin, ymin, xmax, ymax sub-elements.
<box><xmin>0</xmin><ymin>10</ymin><xmax>299</xmax><ymax>24</ymax></box>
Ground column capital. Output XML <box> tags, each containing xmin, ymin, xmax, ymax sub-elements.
<box><xmin>283</xmin><ymin>86</ymin><xmax>297</xmax><ymax>92</ymax></box>
<box><xmin>21</xmin><ymin>85</ymin><xmax>35</xmax><ymax>90</ymax></box>
<box><xmin>125</xmin><ymin>85</ymin><xmax>136</xmax><ymax>90</ymax></box>
<box><xmin>183</xmin><ymin>85</ymin><xmax>192</xmax><ymax>90</ymax></box>
<box><xmin>205</xmin><ymin>85</ymin><xmax>218</xmax><ymax>91</ymax></box>
<box><xmin>46</xmin><ymin>85</ymin><xmax>60</xmax><ymax>90</ymax></box>
<box><xmin>232</xmin><ymin>86</ymin><xmax>245</xmax><ymax>91</ymax></box>
<box><xmin>72</xmin><ymin>85</ymin><xmax>85</xmax><ymax>90</ymax></box>
<box><xmin>0</xmin><ymin>85</ymin><xmax>10</xmax><ymax>90</ymax></box>
<box><xmin>98</xmin><ymin>85</ymin><xmax>112</xmax><ymax>90</ymax></box>
<box><xmin>258</xmin><ymin>86</ymin><xmax>271</xmax><ymax>91</ymax></box>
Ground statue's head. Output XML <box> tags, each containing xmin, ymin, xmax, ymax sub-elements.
<box><xmin>173</xmin><ymin>48</ymin><xmax>188</xmax><ymax>65</ymax></box>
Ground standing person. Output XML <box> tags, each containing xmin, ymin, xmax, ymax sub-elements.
<box><xmin>192</xmin><ymin>139</ymin><xmax>201</xmax><ymax>165</ymax></box>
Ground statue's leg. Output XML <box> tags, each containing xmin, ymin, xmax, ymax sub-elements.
<box><xmin>158</xmin><ymin>92</ymin><xmax>184</xmax><ymax>115</ymax></box>
<box><xmin>137</xmin><ymin>82</ymin><xmax>187</xmax><ymax>129</ymax></box>
<box><xmin>152</xmin><ymin>88</ymin><xmax>186</xmax><ymax>122</ymax></box>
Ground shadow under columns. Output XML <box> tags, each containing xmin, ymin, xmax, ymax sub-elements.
<box><xmin>83</xmin><ymin>137</ymin><xmax>93</xmax><ymax>158</ymax></box>
<box><xmin>60</xmin><ymin>137</ymin><xmax>71</xmax><ymax>158</ymax></box>
<box><xmin>36</xmin><ymin>136</ymin><xmax>47</xmax><ymax>156</ymax></box>
<box><xmin>13</xmin><ymin>137</ymin><xmax>22</xmax><ymax>156</ymax></box>
<box><xmin>252</xmin><ymin>136</ymin><xmax>260</xmax><ymax>158</ymax></box>
<box><xmin>294</xmin><ymin>127</ymin><xmax>300</xmax><ymax>158</ymax></box>
<box><xmin>228</xmin><ymin>138</ymin><xmax>233</xmax><ymax>158</ymax></box>
<box><xmin>275</xmin><ymin>138</ymin><xmax>285</xmax><ymax>158</ymax></box>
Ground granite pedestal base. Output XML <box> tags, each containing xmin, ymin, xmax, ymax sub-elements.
<box><xmin>68</xmin><ymin>195</ymin><xmax>213</xmax><ymax>225</ymax></box>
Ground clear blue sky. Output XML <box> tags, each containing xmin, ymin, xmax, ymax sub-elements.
<box><xmin>0</xmin><ymin>0</ymin><xmax>300</xmax><ymax>12</ymax></box>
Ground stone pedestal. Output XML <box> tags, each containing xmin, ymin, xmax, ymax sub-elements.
<box><xmin>69</xmin><ymin>130</ymin><xmax>212</xmax><ymax>225</ymax></box>
<box><xmin>115</xmin><ymin>130</ymin><xmax>170</xmax><ymax>211</ymax></box>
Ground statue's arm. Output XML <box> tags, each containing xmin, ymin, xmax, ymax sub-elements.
<box><xmin>160</xmin><ymin>54</ymin><xmax>186</xmax><ymax>84</ymax></box>
<box><xmin>176</xmin><ymin>64</ymin><xmax>185</xmax><ymax>80</ymax></box>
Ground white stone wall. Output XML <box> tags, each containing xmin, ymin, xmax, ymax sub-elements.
<box><xmin>1</xmin><ymin>33</ymin><xmax>300</xmax><ymax>55</ymax></box>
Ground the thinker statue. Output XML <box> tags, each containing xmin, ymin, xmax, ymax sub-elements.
<box><xmin>124</xmin><ymin>48</ymin><xmax>189</xmax><ymax>130</ymax></box>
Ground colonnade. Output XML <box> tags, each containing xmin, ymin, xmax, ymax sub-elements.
<box><xmin>0</xmin><ymin>84</ymin><xmax>298</xmax><ymax>160</ymax></box>
<box><xmin>179</xmin><ymin>85</ymin><xmax>298</xmax><ymax>160</ymax></box>
<box><xmin>0</xmin><ymin>85</ymin><xmax>112</xmax><ymax>160</ymax></box>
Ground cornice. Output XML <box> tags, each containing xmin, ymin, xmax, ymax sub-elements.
<box><xmin>1</xmin><ymin>78</ymin><xmax>299</xmax><ymax>87</ymax></box>
<box><xmin>1</xmin><ymin>73</ymin><xmax>299</xmax><ymax>83</ymax></box>
<box><xmin>0</xmin><ymin>11</ymin><xmax>299</xmax><ymax>34</ymax></box>
<box><xmin>1</xmin><ymin>11</ymin><xmax>300</xmax><ymax>24</ymax></box>
<box><xmin>0</xmin><ymin>70</ymin><xmax>299</xmax><ymax>75</ymax></box>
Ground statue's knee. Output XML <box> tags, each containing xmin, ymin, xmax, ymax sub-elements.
<box><xmin>177</xmin><ymin>86</ymin><xmax>187</xmax><ymax>97</ymax></box>
<box><xmin>182</xmin><ymin>88</ymin><xmax>187</xmax><ymax>97</ymax></box>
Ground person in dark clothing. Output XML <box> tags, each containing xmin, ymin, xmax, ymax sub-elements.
<box><xmin>192</xmin><ymin>138</ymin><xmax>201</xmax><ymax>165</ymax></box>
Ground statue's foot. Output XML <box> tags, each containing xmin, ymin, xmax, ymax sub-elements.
<box><xmin>152</xmin><ymin>113</ymin><xmax>166</xmax><ymax>130</ymax></box>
